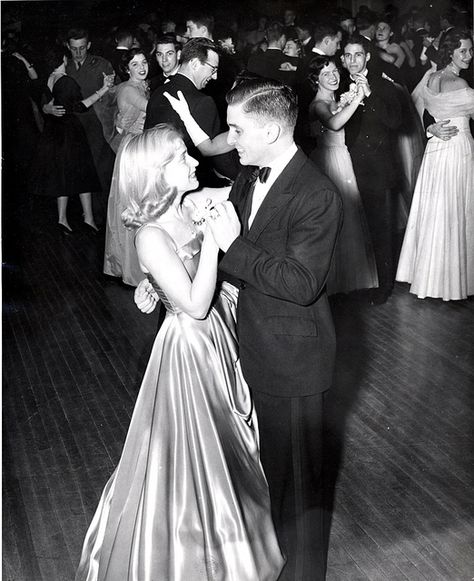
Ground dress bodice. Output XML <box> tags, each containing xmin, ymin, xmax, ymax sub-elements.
<box><xmin>115</xmin><ymin>80</ymin><xmax>149</xmax><ymax>135</ymax></box>
<box><xmin>137</xmin><ymin>224</ymin><xmax>203</xmax><ymax>315</ymax></box>
<box><xmin>424</xmin><ymin>86</ymin><xmax>474</xmax><ymax>124</ymax></box>
<box><xmin>310</xmin><ymin>119</ymin><xmax>346</xmax><ymax>147</ymax></box>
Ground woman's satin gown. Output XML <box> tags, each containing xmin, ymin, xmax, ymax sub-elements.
<box><xmin>76</xmin><ymin>227</ymin><xmax>285</xmax><ymax>581</ymax></box>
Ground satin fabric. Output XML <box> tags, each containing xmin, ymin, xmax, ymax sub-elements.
<box><xmin>77</xmin><ymin>228</ymin><xmax>284</xmax><ymax>581</ymax></box>
<box><xmin>309</xmin><ymin>117</ymin><xmax>379</xmax><ymax>295</ymax></box>
<box><xmin>397</xmin><ymin>86</ymin><xmax>474</xmax><ymax>300</ymax></box>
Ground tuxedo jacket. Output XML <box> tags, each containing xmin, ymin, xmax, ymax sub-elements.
<box><xmin>219</xmin><ymin>149</ymin><xmax>342</xmax><ymax>397</ymax></box>
<box><xmin>247</xmin><ymin>49</ymin><xmax>287</xmax><ymax>83</ymax></box>
<box><xmin>144</xmin><ymin>73</ymin><xmax>239</xmax><ymax>181</ymax></box>
<box><xmin>340</xmin><ymin>69</ymin><xmax>402</xmax><ymax>186</ymax></box>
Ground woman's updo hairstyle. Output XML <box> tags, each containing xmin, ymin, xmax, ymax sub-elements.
<box><xmin>44</xmin><ymin>43</ymin><xmax>72</xmax><ymax>73</ymax></box>
<box><xmin>120</xmin><ymin>124</ymin><xmax>184</xmax><ymax>229</ymax></box>
<box><xmin>307</xmin><ymin>54</ymin><xmax>336</xmax><ymax>93</ymax></box>
<box><xmin>437</xmin><ymin>28</ymin><xmax>472</xmax><ymax>70</ymax></box>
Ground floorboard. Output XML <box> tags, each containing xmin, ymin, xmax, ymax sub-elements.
<box><xmin>3</xmin><ymin>197</ymin><xmax>474</xmax><ymax>580</ymax></box>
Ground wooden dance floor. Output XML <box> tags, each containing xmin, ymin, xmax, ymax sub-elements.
<box><xmin>3</xmin><ymin>197</ymin><xmax>474</xmax><ymax>580</ymax></box>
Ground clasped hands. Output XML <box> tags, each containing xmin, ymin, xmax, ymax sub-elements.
<box><xmin>204</xmin><ymin>200</ymin><xmax>241</xmax><ymax>253</ymax></box>
<box><xmin>350</xmin><ymin>73</ymin><xmax>371</xmax><ymax>99</ymax></box>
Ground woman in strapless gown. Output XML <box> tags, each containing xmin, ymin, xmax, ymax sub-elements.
<box><xmin>76</xmin><ymin>125</ymin><xmax>284</xmax><ymax>581</ymax></box>
<box><xmin>307</xmin><ymin>56</ymin><xmax>379</xmax><ymax>295</ymax></box>
<box><xmin>397</xmin><ymin>31</ymin><xmax>474</xmax><ymax>300</ymax></box>
<box><xmin>103</xmin><ymin>49</ymin><xmax>150</xmax><ymax>286</ymax></box>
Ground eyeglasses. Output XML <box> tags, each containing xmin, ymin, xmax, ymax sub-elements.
<box><xmin>202</xmin><ymin>61</ymin><xmax>218</xmax><ymax>74</ymax></box>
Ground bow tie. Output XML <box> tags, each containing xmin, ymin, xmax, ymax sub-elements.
<box><xmin>248</xmin><ymin>166</ymin><xmax>271</xmax><ymax>184</ymax></box>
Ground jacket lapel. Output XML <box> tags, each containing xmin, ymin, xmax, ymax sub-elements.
<box><xmin>246</xmin><ymin>149</ymin><xmax>306</xmax><ymax>242</ymax></box>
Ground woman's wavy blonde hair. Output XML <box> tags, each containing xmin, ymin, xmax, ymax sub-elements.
<box><xmin>119</xmin><ymin>124</ymin><xmax>184</xmax><ymax>229</ymax></box>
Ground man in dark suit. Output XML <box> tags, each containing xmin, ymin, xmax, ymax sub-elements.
<box><xmin>148</xmin><ymin>35</ymin><xmax>181</xmax><ymax>93</ymax></box>
<box><xmin>135</xmin><ymin>78</ymin><xmax>342</xmax><ymax>580</ymax></box>
<box><xmin>340</xmin><ymin>34</ymin><xmax>402</xmax><ymax>303</ymax></box>
<box><xmin>108</xmin><ymin>28</ymin><xmax>133</xmax><ymax>82</ymax></box>
<box><xmin>247</xmin><ymin>21</ymin><xmax>288</xmax><ymax>82</ymax></box>
<box><xmin>208</xmin><ymin>78</ymin><xmax>342</xmax><ymax>581</ymax></box>
<box><xmin>145</xmin><ymin>37</ymin><xmax>239</xmax><ymax>183</ymax></box>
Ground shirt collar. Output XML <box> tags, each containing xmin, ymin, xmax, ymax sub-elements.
<box><xmin>312</xmin><ymin>46</ymin><xmax>326</xmax><ymax>55</ymax></box>
<box><xmin>262</xmin><ymin>143</ymin><xmax>298</xmax><ymax>188</ymax></box>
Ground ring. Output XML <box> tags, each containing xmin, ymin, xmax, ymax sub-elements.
<box><xmin>209</xmin><ymin>207</ymin><xmax>220</xmax><ymax>220</ymax></box>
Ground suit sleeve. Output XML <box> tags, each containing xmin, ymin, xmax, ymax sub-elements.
<box><xmin>219</xmin><ymin>187</ymin><xmax>342</xmax><ymax>305</ymax></box>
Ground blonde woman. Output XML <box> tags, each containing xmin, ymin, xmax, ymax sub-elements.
<box><xmin>76</xmin><ymin>125</ymin><xmax>284</xmax><ymax>581</ymax></box>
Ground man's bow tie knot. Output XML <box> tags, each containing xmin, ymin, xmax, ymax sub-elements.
<box><xmin>249</xmin><ymin>166</ymin><xmax>271</xmax><ymax>184</ymax></box>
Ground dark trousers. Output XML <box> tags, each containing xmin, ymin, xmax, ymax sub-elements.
<box><xmin>350</xmin><ymin>150</ymin><xmax>397</xmax><ymax>292</ymax></box>
<box><xmin>253</xmin><ymin>391</ymin><xmax>326</xmax><ymax>581</ymax></box>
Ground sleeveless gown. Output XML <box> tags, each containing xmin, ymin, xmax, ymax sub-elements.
<box><xmin>396</xmin><ymin>84</ymin><xmax>474</xmax><ymax>300</ymax></box>
<box><xmin>103</xmin><ymin>80</ymin><xmax>149</xmax><ymax>286</ymax></box>
<box><xmin>76</xmin><ymin>226</ymin><xmax>285</xmax><ymax>581</ymax></box>
<box><xmin>310</xmin><ymin>116</ymin><xmax>379</xmax><ymax>294</ymax></box>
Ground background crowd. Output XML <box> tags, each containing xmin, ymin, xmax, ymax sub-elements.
<box><xmin>2</xmin><ymin>0</ymin><xmax>473</xmax><ymax>302</ymax></box>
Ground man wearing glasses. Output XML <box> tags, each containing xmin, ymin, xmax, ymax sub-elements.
<box><xmin>145</xmin><ymin>38</ymin><xmax>237</xmax><ymax>184</ymax></box>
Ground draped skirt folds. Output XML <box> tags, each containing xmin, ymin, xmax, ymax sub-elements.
<box><xmin>75</xmin><ymin>283</ymin><xmax>284</xmax><ymax>581</ymax></box>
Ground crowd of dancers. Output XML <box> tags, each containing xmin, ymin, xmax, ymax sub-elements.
<box><xmin>3</xmin><ymin>2</ymin><xmax>473</xmax><ymax>580</ymax></box>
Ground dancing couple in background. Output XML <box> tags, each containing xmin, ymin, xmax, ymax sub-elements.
<box><xmin>76</xmin><ymin>77</ymin><xmax>342</xmax><ymax>581</ymax></box>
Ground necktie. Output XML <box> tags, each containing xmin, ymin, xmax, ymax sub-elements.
<box><xmin>248</xmin><ymin>166</ymin><xmax>271</xmax><ymax>185</ymax></box>
<box><xmin>242</xmin><ymin>167</ymin><xmax>272</xmax><ymax>234</ymax></box>
<box><xmin>77</xmin><ymin>61</ymin><xmax>82</xmax><ymax>70</ymax></box>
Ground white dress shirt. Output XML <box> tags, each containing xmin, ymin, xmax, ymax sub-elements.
<box><xmin>248</xmin><ymin>143</ymin><xmax>298</xmax><ymax>228</ymax></box>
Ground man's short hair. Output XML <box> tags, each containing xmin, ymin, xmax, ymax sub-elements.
<box><xmin>266</xmin><ymin>21</ymin><xmax>285</xmax><ymax>43</ymax></box>
<box><xmin>115</xmin><ymin>28</ymin><xmax>133</xmax><ymax>44</ymax></box>
<box><xmin>187</xmin><ymin>12</ymin><xmax>215</xmax><ymax>34</ymax></box>
<box><xmin>180</xmin><ymin>37</ymin><xmax>217</xmax><ymax>65</ymax></box>
<box><xmin>343</xmin><ymin>33</ymin><xmax>371</xmax><ymax>54</ymax></box>
<box><xmin>226</xmin><ymin>77</ymin><xmax>298</xmax><ymax>131</ymax></box>
<box><xmin>355</xmin><ymin>11</ymin><xmax>377</xmax><ymax>32</ymax></box>
<box><xmin>66</xmin><ymin>27</ymin><xmax>89</xmax><ymax>42</ymax></box>
<box><xmin>313</xmin><ymin>22</ymin><xmax>340</xmax><ymax>45</ymax></box>
<box><xmin>155</xmin><ymin>35</ymin><xmax>181</xmax><ymax>51</ymax></box>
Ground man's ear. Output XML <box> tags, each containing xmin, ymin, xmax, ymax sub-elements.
<box><xmin>265</xmin><ymin>122</ymin><xmax>281</xmax><ymax>144</ymax></box>
<box><xmin>87</xmin><ymin>41</ymin><xmax>91</xmax><ymax>50</ymax></box>
<box><xmin>176</xmin><ymin>50</ymin><xmax>182</xmax><ymax>62</ymax></box>
<box><xmin>366</xmin><ymin>52</ymin><xmax>371</xmax><ymax>62</ymax></box>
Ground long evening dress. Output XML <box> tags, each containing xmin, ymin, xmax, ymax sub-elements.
<box><xmin>309</xmin><ymin>114</ymin><xmax>379</xmax><ymax>294</ymax></box>
<box><xmin>103</xmin><ymin>80</ymin><xmax>149</xmax><ymax>286</ymax></box>
<box><xmin>29</xmin><ymin>76</ymin><xmax>100</xmax><ymax>198</ymax></box>
<box><xmin>76</xmin><ymin>225</ymin><xmax>285</xmax><ymax>581</ymax></box>
<box><xmin>396</xmin><ymin>83</ymin><xmax>474</xmax><ymax>300</ymax></box>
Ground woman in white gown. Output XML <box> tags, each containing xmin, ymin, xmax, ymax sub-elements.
<box><xmin>103</xmin><ymin>49</ymin><xmax>150</xmax><ymax>286</ymax></box>
<box><xmin>76</xmin><ymin>125</ymin><xmax>284</xmax><ymax>580</ymax></box>
<box><xmin>307</xmin><ymin>56</ymin><xmax>379</xmax><ymax>295</ymax></box>
<box><xmin>396</xmin><ymin>30</ymin><xmax>474</xmax><ymax>300</ymax></box>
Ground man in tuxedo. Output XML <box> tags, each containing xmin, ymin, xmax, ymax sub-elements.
<box><xmin>136</xmin><ymin>78</ymin><xmax>342</xmax><ymax>580</ymax></box>
<box><xmin>204</xmin><ymin>79</ymin><xmax>342</xmax><ymax>581</ymax></box>
<box><xmin>109</xmin><ymin>28</ymin><xmax>133</xmax><ymax>82</ymax></box>
<box><xmin>148</xmin><ymin>35</ymin><xmax>181</xmax><ymax>92</ymax></box>
<box><xmin>340</xmin><ymin>34</ymin><xmax>402</xmax><ymax>303</ymax></box>
<box><xmin>247</xmin><ymin>21</ymin><xmax>288</xmax><ymax>82</ymax></box>
<box><xmin>145</xmin><ymin>37</ymin><xmax>238</xmax><ymax>182</ymax></box>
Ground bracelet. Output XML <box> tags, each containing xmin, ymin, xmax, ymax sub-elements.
<box><xmin>27</xmin><ymin>64</ymin><xmax>34</xmax><ymax>69</ymax></box>
<box><xmin>95</xmin><ymin>90</ymin><xmax>102</xmax><ymax>98</ymax></box>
